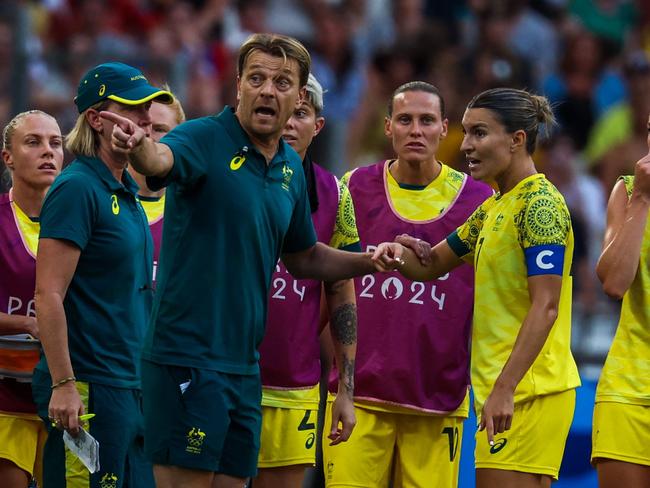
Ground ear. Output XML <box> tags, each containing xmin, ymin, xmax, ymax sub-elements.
<box><xmin>85</xmin><ymin>109</ymin><xmax>104</xmax><ymax>133</ymax></box>
<box><xmin>384</xmin><ymin>116</ymin><xmax>392</xmax><ymax>138</ymax></box>
<box><xmin>297</xmin><ymin>86</ymin><xmax>307</xmax><ymax>108</ymax></box>
<box><xmin>236</xmin><ymin>75</ymin><xmax>242</xmax><ymax>103</ymax></box>
<box><xmin>511</xmin><ymin>129</ymin><xmax>526</xmax><ymax>152</ymax></box>
<box><xmin>313</xmin><ymin>116</ymin><xmax>325</xmax><ymax>137</ymax></box>
<box><xmin>440</xmin><ymin>118</ymin><xmax>449</xmax><ymax>140</ymax></box>
<box><xmin>1</xmin><ymin>149</ymin><xmax>13</xmax><ymax>169</ymax></box>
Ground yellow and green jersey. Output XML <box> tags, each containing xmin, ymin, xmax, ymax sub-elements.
<box><xmin>330</xmin><ymin>182</ymin><xmax>361</xmax><ymax>250</ymax></box>
<box><xmin>596</xmin><ymin>176</ymin><xmax>650</xmax><ymax>406</ymax></box>
<box><xmin>448</xmin><ymin>173</ymin><xmax>580</xmax><ymax>414</ymax></box>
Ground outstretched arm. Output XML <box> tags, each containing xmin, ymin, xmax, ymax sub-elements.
<box><xmin>282</xmin><ymin>243</ymin><xmax>376</xmax><ymax>281</ymax></box>
<box><xmin>372</xmin><ymin>238</ymin><xmax>463</xmax><ymax>282</ymax></box>
<box><xmin>99</xmin><ymin>111</ymin><xmax>174</xmax><ymax>178</ymax></box>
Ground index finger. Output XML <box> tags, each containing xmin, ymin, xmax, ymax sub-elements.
<box><xmin>99</xmin><ymin>110</ymin><xmax>131</xmax><ymax>129</ymax></box>
<box><xmin>485</xmin><ymin>416</ymin><xmax>495</xmax><ymax>446</ymax></box>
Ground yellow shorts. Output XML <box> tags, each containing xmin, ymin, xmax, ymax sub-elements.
<box><xmin>474</xmin><ymin>389</ymin><xmax>575</xmax><ymax>479</ymax></box>
<box><xmin>323</xmin><ymin>403</ymin><xmax>464</xmax><ymax>487</ymax></box>
<box><xmin>592</xmin><ymin>401</ymin><xmax>650</xmax><ymax>466</ymax></box>
<box><xmin>257</xmin><ymin>405</ymin><xmax>318</xmax><ymax>468</ymax></box>
<box><xmin>0</xmin><ymin>411</ymin><xmax>47</xmax><ymax>482</ymax></box>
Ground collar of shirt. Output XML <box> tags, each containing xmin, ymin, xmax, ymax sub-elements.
<box><xmin>219</xmin><ymin>106</ymin><xmax>291</xmax><ymax>168</ymax></box>
<box><xmin>76</xmin><ymin>155</ymin><xmax>140</xmax><ymax>195</ymax></box>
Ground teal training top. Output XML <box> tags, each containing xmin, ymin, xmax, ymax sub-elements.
<box><xmin>143</xmin><ymin>107</ymin><xmax>317</xmax><ymax>374</ymax></box>
<box><xmin>37</xmin><ymin>156</ymin><xmax>153</xmax><ymax>388</ymax></box>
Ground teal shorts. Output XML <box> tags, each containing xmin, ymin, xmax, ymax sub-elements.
<box><xmin>142</xmin><ymin>360</ymin><xmax>262</xmax><ymax>477</ymax></box>
<box><xmin>31</xmin><ymin>369</ymin><xmax>154</xmax><ymax>488</ymax></box>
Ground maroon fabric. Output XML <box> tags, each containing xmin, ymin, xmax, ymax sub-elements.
<box><xmin>329</xmin><ymin>161</ymin><xmax>492</xmax><ymax>412</ymax></box>
<box><xmin>0</xmin><ymin>192</ymin><xmax>38</xmax><ymax>413</ymax></box>
<box><xmin>259</xmin><ymin>163</ymin><xmax>339</xmax><ymax>388</ymax></box>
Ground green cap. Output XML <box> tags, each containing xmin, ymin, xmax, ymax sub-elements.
<box><xmin>74</xmin><ymin>62</ymin><xmax>173</xmax><ymax>113</ymax></box>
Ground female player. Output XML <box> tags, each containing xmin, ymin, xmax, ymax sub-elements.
<box><xmin>592</xmin><ymin>111</ymin><xmax>650</xmax><ymax>487</ymax></box>
<box><xmin>373</xmin><ymin>87</ymin><xmax>581</xmax><ymax>488</ymax></box>
<box><xmin>0</xmin><ymin>110</ymin><xmax>63</xmax><ymax>488</ymax></box>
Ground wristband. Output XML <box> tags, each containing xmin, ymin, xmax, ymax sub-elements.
<box><xmin>51</xmin><ymin>376</ymin><xmax>76</xmax><ymax>389</ymax></box>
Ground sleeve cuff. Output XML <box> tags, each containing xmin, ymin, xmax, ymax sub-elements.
<box><xmin>446</xmin><ymin>230</ymin><xmax>470</xmax><ymax>257</ymax></box>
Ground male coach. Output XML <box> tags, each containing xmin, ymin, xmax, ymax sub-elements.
<box><xmin>101</xmin><ymin>33</ymin><xmax>376</xmax><ymax>488</ymax></box>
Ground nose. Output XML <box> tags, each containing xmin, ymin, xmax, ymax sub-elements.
<box><xmin>260</xmin><ymin>78</ymin><xmax>275</xmax><ymax>97</ymax></box>
<box><xmin>138</xmin><ymin>107</ymin><xmax>153</xmax><ymax>137</ymax></box>
<box><xmin>284</xmin><ymin>117</ymin><xmax>295</xmax><ymax>131</ymax></box>
<box><xmin>42</xmin><ymin>142</ymin><xmax>54</xmax><ymax>157</ymax></box>
<box><xmin>409</xmin><ymin>120</ymin><xmax>423</xmax><ymax>136</ymax></box>
<box><xmin>460</xmin><ymin>134</ymin><xmax>471</xmax><ymax>153</ymax></box>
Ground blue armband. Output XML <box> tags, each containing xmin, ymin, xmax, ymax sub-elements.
<box><xmin>524</xmin><ymin>244</ymin><xmax>565</xmax><ymax>276</ymax></box>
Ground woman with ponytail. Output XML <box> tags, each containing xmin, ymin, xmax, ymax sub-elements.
<box><xmin>372</xmin><ymin>88</ymin><xmax>581</xmax><ymax>487</ymax></box>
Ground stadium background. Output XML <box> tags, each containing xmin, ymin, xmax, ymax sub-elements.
<box><xmin>2</xmin><ymin>1</ymin><xmax>648</xmax><ymax>486</ymax></box>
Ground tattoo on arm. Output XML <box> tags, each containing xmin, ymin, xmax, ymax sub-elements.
<box><xmin>340</xmin><ymin>356</ymin><xmax>355</xmax><ymax>397</ymax></box>
<box><xmin>330</xmin><ymin>303</ymin><xmax>357</xmax><ymax>346</ymax></box>
<box><xmin>331</xmin><ymin>303</ymin><xmax>356</xmax><ymax>398</ymax></box>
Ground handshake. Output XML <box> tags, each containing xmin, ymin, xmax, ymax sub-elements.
<box><xmin>371</xmin><ymin>234</ymin><xmax>433</xmax><ymax>272</ymax></box>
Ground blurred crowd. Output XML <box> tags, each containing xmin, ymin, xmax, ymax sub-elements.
<box><xmin>2</xmin><ymin>0</ymin><xmax>650</xmax><ymax>369</ymax></box>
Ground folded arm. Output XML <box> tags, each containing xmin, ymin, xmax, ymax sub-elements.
<box><xmin>597</xmin><ymin>178</ymin><xmax>650</xmax><ymax>299</ymax></box>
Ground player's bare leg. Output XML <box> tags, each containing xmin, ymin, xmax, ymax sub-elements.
<box><xmin>254</xmin><ymin>465</ymin><xmax>308</xmax><ymax>488</ymax></box>
<box><xmin>154</xmin><ymin>465</ymin><xmax>248</xmax><ymax>488</ymax></box>
<box><xmin>0</xmin><ymin>459</ymin><xmax>30</xmax><ymax>488</ymax></box>
<box><xmin>476</xmin><ymin>468</ymin><xmax>552</xmax><ymax>488</ymax></box>
<box><xmin>596</xmin><ymin>459</ymin><xmax>650</xmax><ymax>488</ymax></box>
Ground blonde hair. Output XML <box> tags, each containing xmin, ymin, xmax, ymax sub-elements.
<box><xmin>3</xmin><ymin>110</ymin><xmax>57</xmax><ymax>151</ymax></box>
<box><xmin>65</xmin><ymin>100</ymin><xmax>109</xmax><ymax>157</ymax></box>
<box><xmin>160</xmin><ymin>83</ymin><xmax>186</xmax><ymax>125</ymax></box>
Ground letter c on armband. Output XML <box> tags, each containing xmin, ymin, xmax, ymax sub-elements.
<box><xmin>535</xmin><ymin>250</ymin><xmax>554</xmax><ymax>270</ymax></box>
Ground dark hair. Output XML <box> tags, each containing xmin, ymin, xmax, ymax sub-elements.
<box><xmin>238</xmin><ymin>33</ymin><xmax>311</xmax><ymax>87</ymax></box>
<box><xmin>388</xmin><ymin>81</ymin><xmax>446</xmax><ymax>118</ymax></box>
<box><xmin>467</xmin><ymin>87</ymin><xmax>555</xmax><ymax>154</ymax></box>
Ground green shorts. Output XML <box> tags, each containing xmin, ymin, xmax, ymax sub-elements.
<box><xmin>142</xmin><ymin>360</ymin><xmax>262</xmax><ymax>477</ymax></box>
<box><xmin>31</xmin><ymin>369</ymin><xmax>154</xmax><ymax>488</ymax></box>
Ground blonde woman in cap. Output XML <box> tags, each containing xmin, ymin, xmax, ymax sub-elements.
<box><xmin>32</xmin><ymin>62</ymin><xmax>172</xmax><ymax>488</ymax></box>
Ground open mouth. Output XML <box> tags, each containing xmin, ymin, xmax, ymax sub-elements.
<box><xmin>467</xmin><ymin>158</ymin><xmax>482</xmax><ymax>169</ymax></box>
<box><xmin>38</xmin><ymin>162</ymin><xmax>57</xmax><ymax>171</ymax></box>
<box><xmin>254</xmin><ymin>106</ymin><xmax>276</xmax><ymax>117</ymax></box>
